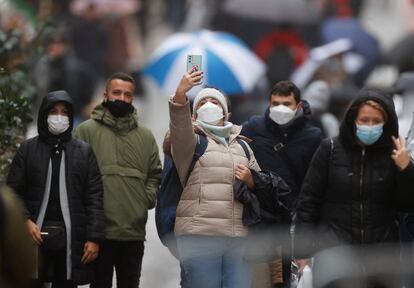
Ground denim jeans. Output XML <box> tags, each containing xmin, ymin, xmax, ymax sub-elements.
<box><xmin>177</xmin><ymin>235</ymin><xmax>251</xmax><ymax>288</ymax></box>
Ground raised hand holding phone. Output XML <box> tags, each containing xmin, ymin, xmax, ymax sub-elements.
<box><xmin>174</xmin><ymin>57</ymin><xmax>203</xmax><ymax>104</ymax></box>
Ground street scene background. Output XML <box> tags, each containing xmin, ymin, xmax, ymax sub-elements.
<box><xmin>1</xmin><ymin>0</ymin><xmax>414</xmax><ymax>287</ymax></box>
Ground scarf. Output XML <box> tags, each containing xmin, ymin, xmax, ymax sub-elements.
<box><xmin>197</xmin><ymin>120</ymin><xmax>233</xmax><ymax>146</ymax></box>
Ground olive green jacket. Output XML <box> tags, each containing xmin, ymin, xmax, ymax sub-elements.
<box><xmin>74</xmin><ymin>104</ymin><xmax>162</xmax><ymax>241</ymax></box>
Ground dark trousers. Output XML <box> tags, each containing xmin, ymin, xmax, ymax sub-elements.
<box><xmin>33</xmin><ymin>247</ymin><xmax>76</xmax><ymax>288</ymax></box>
<box><xmin>33</xmin><ymin>280</ymin><xmax>76</xmax><ymax>288</ymax></box>
<box><xmin>90</xmin><ymin>240</ymin><xmax>144</xmax><ymax>288</ymax></box>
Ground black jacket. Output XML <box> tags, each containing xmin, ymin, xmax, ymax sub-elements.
<box><xmin>7</xmin><ymin>91</ymin><xmax>105</xmax><ymax>285</ymax></box>
<box><xmin>295</xmin><ymin>88</ymin><xmax>414</xmax><ymax>258</ymax></box>
<box><xmin>241</xmin><ymin>100</ymin><xmax>322</xmax><ymax>203</ymax></box>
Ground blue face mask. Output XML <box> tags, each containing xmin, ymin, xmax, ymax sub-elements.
<box><xmin>355</xmin><ymin>123</ymin><xmax>384</xmax><ymax>145</ymax></box>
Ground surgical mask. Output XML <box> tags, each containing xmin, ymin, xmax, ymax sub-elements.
<box><xmin>47</xmin><ymin>115</ymin><xmax>70</xmax><ymax>135</ymax></box>
<box><xmin>105</xmin><ymin>99</ymin><xmax>133</xmax><ymax>118</ymax></box>
<box><xmin>269</xmin><ymin>105</ymin><xmax>296</xmax><ymax>125</ymax></box>
<box><xmin>196</xmin><ymin>101</ymin><xmax>224</xmax><ymax>125</ymax></box>
<box><xmin>355</xmin><ymin>123</ymin><xmax>383</xmax><ymax>145</ymax></box>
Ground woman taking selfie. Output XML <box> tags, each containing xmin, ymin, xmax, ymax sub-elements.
<box><xmin>166</xmin><ymin>68</ymin><xmax>261</xmax><ymax>288</ymax></box>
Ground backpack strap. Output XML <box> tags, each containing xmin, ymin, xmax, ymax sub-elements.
<box><xmin>329</xmin><ymin>138</ymin><xmax>334</xmax><ymax>164</ymax></box>
<box><xmin>236</xmin><ymin>138</ymin><xmax>251</xmax><ymax>161</ymax></box>
<box><xmin>330</xmin><ymin>138</ymin><xmax>334</xmax><ymax>156</ymax></box>
<box><xmin>327</xmin><ymin>138</ymin><xmax>334</xmax><ymax>182</ymax></box>
<box><xmin>186</xmin><ymin>135</ymin><xmax>208</xmax><ymax>181</ymax></box>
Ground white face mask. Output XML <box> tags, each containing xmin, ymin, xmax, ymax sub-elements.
<box><xmin>196</xmin><ymin>101</ymin><xmax>224</xmax><ymax>125</ymax></box>
<box><xmin>47</xmin><ymin>114</ymin><xmax>70</xmax><ymax>135</ymax></box>
<box><xmin>269</xmin><ymin>105</ymin><xmax>296</xmax><ymax>125</ymax></box>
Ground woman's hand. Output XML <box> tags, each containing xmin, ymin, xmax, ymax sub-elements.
<box><xmin>174</xmin><ymin>68</ymin><xmax>203</xmax><ymax>104</ymax></box>
<box><xmin>391</xmin><ymin>136</ymin><xmax>411</xmax><ymax>171</ymax></box>
<box><xmin>81</xmin><ymin>241</ymin><xmax>99</xmax><ymax>264</ymax></box>
<box><xmin>235</xmin><ymin>164</ymin><xmax>254</xmax><ymax>190</ymax></box>
<box><xmin>26</xmin><ymin>219</ymin><xmax>42</xmax><ymax>245</ymax></box>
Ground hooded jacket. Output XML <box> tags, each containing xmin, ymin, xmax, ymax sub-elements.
<box><xmin>74</xmin><ymin>103</ymin><xmax>162</xmax><ymax>241</ymax></box>
<box><xmin>294</xmin><ymin>88</ymin><xmax>414</xmax><ymax>258</ymax></box>
<box><xmin>241</xmin><ymin>100</ymin><xmax>322</xmax><ymax>206</ymax></box>
<box><xmin>7</xmin><ymin>91</ymin><xmax>105</xmax><ymax>284</ymax></box>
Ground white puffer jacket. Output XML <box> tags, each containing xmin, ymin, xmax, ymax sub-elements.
<box><xmin>169</xmin><ymin>99</ymin><xmax>260</xmax><ymax>237</ymax></box>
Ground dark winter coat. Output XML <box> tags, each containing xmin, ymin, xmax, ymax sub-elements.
<box><xmin>7</xmin><ymin>91</ymin><xmax>105</xmax><ymax>285</ymax></box>
<box><xmin>294</xmin><ymin>88</ymin><xmax>414</xmax><ymax>259</ymax></box>
<box><xmin>241</xmin><ymin>100</ymin><xmax>322</xmax><ymax>207</ymax></box>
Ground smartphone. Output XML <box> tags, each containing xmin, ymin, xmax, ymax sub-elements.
<box><xmin>187</xmin><ymin>54</ymin><xmax>202</xmax><ymax>72</ymax></box>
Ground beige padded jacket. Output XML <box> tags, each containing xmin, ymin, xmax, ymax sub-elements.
<box><xmin>169</xmin><ymin>99</ymin><xmax>260</xmax><ymax>237</ymax></box>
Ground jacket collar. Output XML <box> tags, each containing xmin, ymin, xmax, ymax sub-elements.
<box><xmin>91</xmin><ymin>103</ymin><xmax>138</xmax><ymax>134</ymax></box>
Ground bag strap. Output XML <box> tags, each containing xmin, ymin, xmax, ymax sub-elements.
<box><xmin>327</xmin><ymin>138</ymin><xmax>334</xmax><ymax>187</ymax></box>
<box><xmin>275</xmin><ymin>145</ymin><xmax>301</xmax><ymax>190</ymax></box>
<box><xmin>236</xmin><ymin>138</ymin><xmax>251</xmax><ymax>161</ymax></box>
<box><xmin>330</xmin><ymin>138</ymin><xmax>334</xmax><ymax>157</ymax></box>
<box><xmin>329</xmin><ymin>138</ymin><xmax>334</xmax><ymax>166</ymax></box>
<box><xmin>186</xmin><ymin>135</ymin><xmax>208</xmax><ymax>181</ymax></box>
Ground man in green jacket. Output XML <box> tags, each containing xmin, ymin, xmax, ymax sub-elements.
<box><xmin>74</xmin><ymin>72</ymin><xmax>162</xmax><ymax>288</ymax></box>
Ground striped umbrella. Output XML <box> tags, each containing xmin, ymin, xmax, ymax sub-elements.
<box><xmin>143</xmin><ymin>30</ymin><xmax>266</xmax><ymax>96</ymax></box>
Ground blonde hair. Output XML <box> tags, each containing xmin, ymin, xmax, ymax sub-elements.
<box><xmin>361</xmin><ymin>100</ymin><xmax>388</xmax><ymax>122</ymax></box>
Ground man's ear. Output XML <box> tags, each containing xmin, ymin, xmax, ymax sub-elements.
<box><xmin>227</xmin><ymin>112</ymin><xmax>232</xmax><ymax>120</ymax></box>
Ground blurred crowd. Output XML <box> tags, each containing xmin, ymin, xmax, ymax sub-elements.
<box><xmin>3</xmin><ymin>0</ymin><xmax>414</xmax><ymax>288</ymax></box>
<box><xmin>1</xmin><ymin>0</ymin><xmax>414</xmax><ymax>130</ymax></box>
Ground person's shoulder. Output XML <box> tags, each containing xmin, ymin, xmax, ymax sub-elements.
<box><xmin>320</xmin><ymin>137</ymin><xmax>333</xmax><ymax>147</ymax></box>
<box><xmin>318</xmin><ymin>137</ymin><xmax>341</xmax><ymax>153</ymax></box>
<box><xmin>76</xmin><ymin>119</ymin><xmax>99</xmax><ymax>131</ymax></box>
<box><xmin>242</xmin><ymin>115</ymin><xmax>266</xmax><ymax>132</ymax></box>
<box><xmin>136</xmin><ymin>124</ymin><xmax>156</xmax><ymax>138</ymax></box>
<box><xmin>68</xmin><ymin>138</ymin><xmax>95</xmax><ymax>156</ymax></box>
<box><xmin>18</xmin><ymin>136</ymin><xmax>40</xmax><ymax>150</ymax></box>
<box><xmin>302</xmin><ymin>122</ymin><xmax>323</xmax><ymax>140</ymax></box>
<box><xmin>23</xmin><ymin>136</ymin><xmax>39</xmax><ymax>145</ymax></box>
<box><xmin>70</xmin><ymin>137</ymin><xmax>91</xmax><ymax>148</ymax></box>
<box><xmin>74</xmin><ymin>119</ymin><xmax>102</xmax><ymax>140</ymax></box>
<box><xmin>246</xmin><ymin>115</ymin><xmax>265</xmax><ymax>126</ymax></box>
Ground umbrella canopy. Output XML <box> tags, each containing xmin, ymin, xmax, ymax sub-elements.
<box><xmin>143</xmin><ymin>30</ymin><xmax>266</xmax><ymax>96</ymax></box>
<box><xmin>290</xmin><ymin>38</ymin><xmax>353</xmax><ymax>89</ymax></box>
<box><xmin>321</xmin><ymin>17</ymin><xmax>380</xmax><ymax>86</ymax></box>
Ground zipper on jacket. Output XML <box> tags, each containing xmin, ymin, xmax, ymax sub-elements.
<box><xmin>359</xmin><ymin>147</ymin><xmax>365</xmax><ymax>244</ymax></box>
<box><xmin>229</xmin><ymin>145</ymin><xmax>235</xmax><ymax>237</ymax></box>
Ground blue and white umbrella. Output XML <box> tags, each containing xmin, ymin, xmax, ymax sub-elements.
<box><xmin>143</xmin><ymin>30</ymin><xmax>266</xmax><ymax>96</ymax></box>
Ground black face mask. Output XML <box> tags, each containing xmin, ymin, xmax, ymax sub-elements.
<box><xmin>104</xmin><ymin>99</ymin><xmax>133</xmax><ymax>118</ymax></box>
